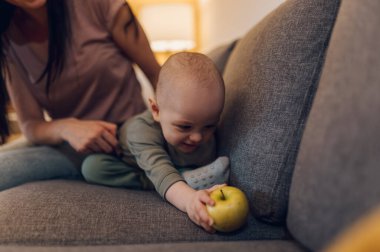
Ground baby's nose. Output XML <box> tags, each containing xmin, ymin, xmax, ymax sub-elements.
<box><xmin>189</xmin><ymin>132</ymin><xmax>202</xmax><ymax>143</ymax></box>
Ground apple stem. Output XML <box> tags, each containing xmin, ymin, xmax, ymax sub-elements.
<box><xmin>220</xmin><ymin>189</ymin><xmax>225</xmax><ymax>200</ymax></box>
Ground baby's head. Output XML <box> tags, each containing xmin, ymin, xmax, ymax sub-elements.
<box><xmin>150</xmin><ymin>52</ymin><xmax>225</xmax><ymax>153</ymax></box>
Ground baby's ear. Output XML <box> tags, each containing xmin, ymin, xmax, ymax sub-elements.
<box><xmin>149</xmin><ymin>98</ymin><xmax>160</xmax><ymax>122</ymax></box>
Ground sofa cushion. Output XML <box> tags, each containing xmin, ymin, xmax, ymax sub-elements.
<box><xmin>218</xmin><ymin>0</ymin><xmax>340</xmax><ymax>224</ymax></box>
<box><xmin>0</xmin><ymin>241</ymin><xmax>307</xmax><ymax>252</ymax></box>
<box><xmin>0</xmin><ymin>180</ymin><xmax>287</xmax><ymax>245</ymax></box>
<box><xmin>207</xmin><ymin>40</ymin><xmax>238</xmax><ymax>74</ymax></box>
<box><xmin>287</xmin><ymin>0</ymin><xmax>380</xmax><ymax>251</ymax></box>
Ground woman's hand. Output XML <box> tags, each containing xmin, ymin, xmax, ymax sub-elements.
<box><xmin>60</xmin><ymin>118</ymin><xmax>118</xmax><ymax>154</ymax></box>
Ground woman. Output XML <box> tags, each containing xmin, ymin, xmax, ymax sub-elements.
<box><xmin>0</xmin><ymin>0</ymin><xmax>161</xmax><ymax>190</ymax></box>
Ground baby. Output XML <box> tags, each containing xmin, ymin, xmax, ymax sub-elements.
<box><xmin>82</xmin><ymin>52</ymin><xmax>229</xmax><ymax>232</ymax></box>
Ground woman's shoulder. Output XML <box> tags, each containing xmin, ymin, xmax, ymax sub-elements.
<box><xmin>68</xmin><ymin>0</ymin><xmax>120</xmax><ymax>12</ymax></box>
<box><xmin>67</xmin><ymin>0</ymin><xmax>125</xmax><ymax>30</ymax></box>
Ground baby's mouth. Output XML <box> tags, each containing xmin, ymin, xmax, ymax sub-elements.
<box><xmin>181</xmin><ymin>142</ymin><xmax>199</xmax><ymax>150</ymax></box>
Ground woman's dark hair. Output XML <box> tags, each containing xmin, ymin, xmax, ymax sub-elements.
<box><xmin>0</xmin><ymin>1</ymin><xmax>15</xmax><ymax>144</ymax></box>
<box><xmin>0</xmin><ymin>0</ymin><xmax>71</xmax><ymax>144</ymax></box>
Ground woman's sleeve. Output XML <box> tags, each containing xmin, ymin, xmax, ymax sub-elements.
<box><xmin>5</xmin><ymin>60</ymin><xmax>45</xmax><ymax>130</ymax></box>
<box><xmin>85</xmin><ymin>0</ymin><xmax>128</xmax><ymax>32</ymax></box>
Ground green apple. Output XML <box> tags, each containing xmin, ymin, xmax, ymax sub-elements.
<box><xmin>206</xmin><ymin>186</ymin><xmax>249</xmax><ymax>232</ymax></box>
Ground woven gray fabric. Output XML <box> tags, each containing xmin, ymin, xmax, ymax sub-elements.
<box><xmin>0</xmin><ymin>241</ymin><xmax>306</xmax><ymax>252</ymax></box>
<box><xmin>287</xmin><ymin>0</ymin><xmax>380</xmax><ymax>251</ymax></box>
<box><xmin>0</xmin><ymin>180</ymin><xmax>286</xmax><ymax>245</ymax></box>
<box><xmin>207</xmin><ymin>40</ymin><xmax>238</xmax><ymax>74</ymax></box>
<box><xmin>218</xmin><ymin>0</ymin><xmax>340</xmax><ymax>224</ymax></box>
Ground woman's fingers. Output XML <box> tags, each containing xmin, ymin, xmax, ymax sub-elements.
<box><xmin>101</xmin><ymin>129</ymin><xmax>118</xmax><ymax>149</ymax></box>
<box><xmin>95</xmin><ymin>135</ymin><xmax>114</xmax><ymax>153</ymax></box>
<box><xmin>98</xmin><ymin>121</ymin><xmax>117</xmax><ymax>135</ymax></box>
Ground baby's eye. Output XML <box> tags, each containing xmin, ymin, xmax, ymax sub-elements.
<box><xmin>205</xmin><ymin>125</ymin><xmax>217</xmax><ymax>130</ymax></box>
<box><xmin>176</xmin><ymin>125</ymin><xmax>192</xmax><ymax>131</ymax></box>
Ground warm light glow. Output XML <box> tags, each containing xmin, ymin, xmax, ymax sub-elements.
<box><xmin>151</xmin><ymin>40</ymin><xmax>195</xmax><ymax>52</ymax></box>
<box><xmin>138</xmin><ymin>3</ymin><xmax>196</xmax><ymax>52</ymax></box>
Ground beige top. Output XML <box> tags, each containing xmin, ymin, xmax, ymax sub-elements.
<box><xmin>4</xmin><ymin>0</ymin><xmax>145</xmax><ymax>124</ymax></box>
<box><xmin>119</xmin><ymin>110</ymin><xmax>216</xmax><ymax>198</ymax></box>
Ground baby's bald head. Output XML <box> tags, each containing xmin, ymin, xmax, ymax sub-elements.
<box><xmin>155</xmin><ymin>52</ymin><xmax>225</xmax><ymax>109</ymax></box>
<box><xmin>150</xmin><ymin>52</ymin><xmax>225</xmax><ymax>152</ymax></box>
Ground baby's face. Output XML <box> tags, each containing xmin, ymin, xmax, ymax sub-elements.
<box><xmin>156</xmin><ymin>84</ymin><xmax>224</xmax><ymax>154</ymax></box>
<box><xmin>159</xmin><ymin>109</ymin><xmax>219</xmax><ymax>153</ymax></box>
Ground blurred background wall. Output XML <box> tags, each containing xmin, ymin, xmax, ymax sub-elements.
<box><xmin>198</xmin><ymin>0</ymin><xmax>284</xmax><ymax>53</ymax></box>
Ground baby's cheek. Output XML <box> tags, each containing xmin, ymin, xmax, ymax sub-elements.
<box><xmin>203</xmin><ymin>131</ymin><xmax>215</xmax><ymax>143</ymax></box>
<box><xmin>165</xmin><ymin>132</ymin><xmax>184</xmax><ymax>146</ymax></box>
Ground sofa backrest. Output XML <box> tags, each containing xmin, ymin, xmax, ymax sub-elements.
<box><xmin>215</xmin><ymin>0</ymin><xmax>340</xmax><ymax>224</ymax></box>
<box><xmin>287</xmin><ymin>0</ymin><xmax>380</xmax><ymax>250</ymax></box>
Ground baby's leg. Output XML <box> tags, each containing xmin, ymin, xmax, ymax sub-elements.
<box><xmin>181</xmin><ymin>156</ymin><xmax>230</xmax><ymax>190</ymax></box>
<box><xmin>82</xmin><ymin>154</ymin><xmax>154</xmax><ymax>190</ymax></box>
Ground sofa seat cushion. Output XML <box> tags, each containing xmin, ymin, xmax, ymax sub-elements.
<box><xmin>287</xmin><ymin>0</ymin><xmax>380</xmax><ymax>251</ymax></box>
<box><xmin>218</xmin><ymin>0</ymin><xmax>340</xmax><ymax>224</ymax></box>
<box><xmin>0</xmin><ymin>241</ymin><xmax>307</xmax><ymax>252</ymax></box>
<box><xmin>0</xmin><ymin>180</ymin><xmax>287</xmax><ymax>245</ymax></box>
<box><xmin>0</xmin><ymin>240</ymin><xmax>307</xmax><ymax>252</ymax></box>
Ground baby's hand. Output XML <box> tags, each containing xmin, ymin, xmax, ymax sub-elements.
<box><xmin>185</xmin><ymin>189</ymin><xmax>215</xmax><ymax>233</ymax></box>
<box><xmin>185</xmin><ymin>184</ymin><xmax>227</xmax><ymax>233</ymax></box>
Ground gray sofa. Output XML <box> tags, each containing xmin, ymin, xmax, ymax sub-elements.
<box><xmin>1</xmin><ymin>0</ymin><xmax>380</xmax><ymax>251</ymax></box>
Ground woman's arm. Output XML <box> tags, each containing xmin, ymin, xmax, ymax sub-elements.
<box><xmin>110</xmin><ymin>4</ymin><xmax>161</xmax><ymax>89</ymax></box>
<box><xmin>6</xmin><ymin>74</ymin><xmax>118</xmax><ymax>154</ymax></box>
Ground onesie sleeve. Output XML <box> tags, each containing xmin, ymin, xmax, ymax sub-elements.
<box><xmin>120</xmin><ymin>112</ymin><xmax>185</xmax><ymax>199</ymax></box>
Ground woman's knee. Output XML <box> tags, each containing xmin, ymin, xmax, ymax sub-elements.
<box><xmin>0</xmin><ymin>146</ymin><xmax>79</xmax><ymax>190</ymax></box>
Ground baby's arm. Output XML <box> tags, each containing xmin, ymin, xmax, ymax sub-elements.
<box><xmin>165</xmin><ymin>181</ymin><xmax>223</xmax><ymax>233</ymax></box>
<box><xmin>123</xmin><ymin>113</ymin><xmax>222</xmax><ymax>232</ymax></box>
